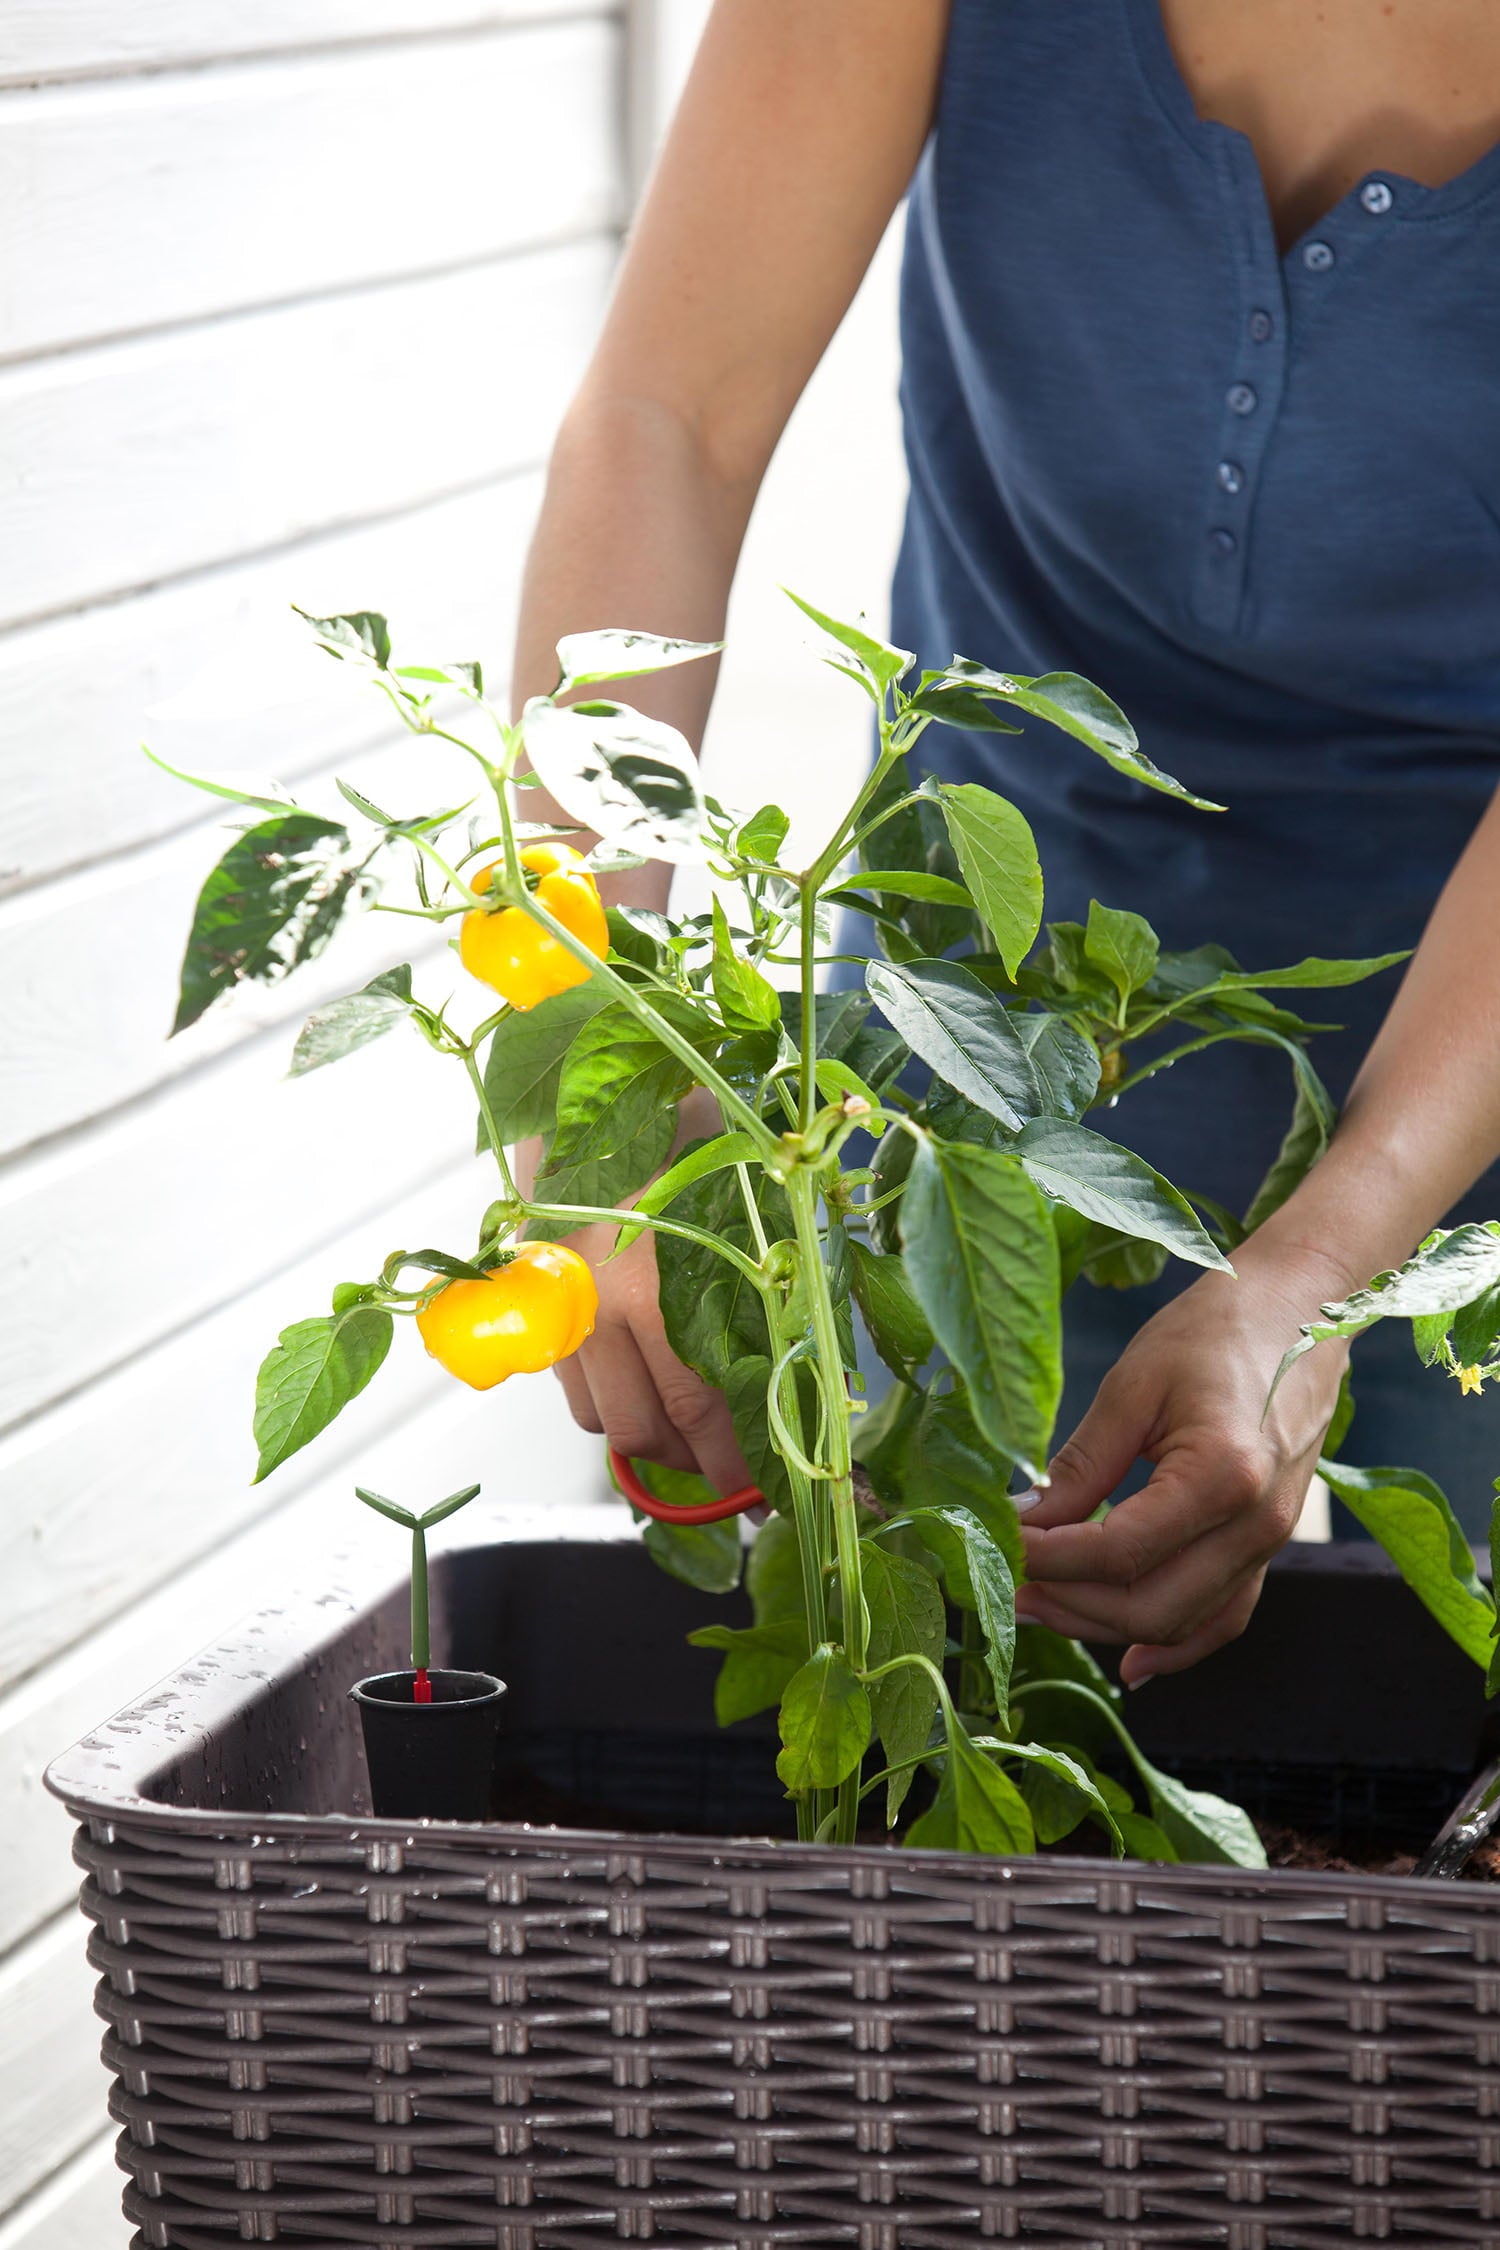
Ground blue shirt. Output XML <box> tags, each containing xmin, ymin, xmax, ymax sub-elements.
<box><xmin>895</xmin><ymin>0</ymin><xmax>1500</xmax><ymax>1216</ymax></box>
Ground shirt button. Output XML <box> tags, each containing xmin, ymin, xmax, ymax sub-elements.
<box><xmin>1226</xmin><ymin>382</ymin><xmax>1257</xmax><ymax>416</ymax></box>
<box><xmin>1304</xmin><ymin>240</ymin><xmax>1336</xmax><ymax>271</ymax></box>
<box><xmin>1360</xmin><ymin>178</ymin><xmax>1394</xmax><ymax>215</ymax></box>
<box><xmin>1208</xmin><ymin>528</ymin><xmax>1237</xmax><ymax>556</ymax></box>
<box><xmin>1216</xmin><ymin>460</ymin><xmax>1245</xmax><ymax>494</ymax></box>
<box><xmin>1248</xmin><ymin>309</ymin><xmax>1274</xmax><ymax>342</ymax></box>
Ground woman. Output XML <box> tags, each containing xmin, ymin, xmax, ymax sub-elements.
<box><xmin>511</xmin><ymin>0</ymin><xmax>1500</xmax><ymax>1683</ymax></box>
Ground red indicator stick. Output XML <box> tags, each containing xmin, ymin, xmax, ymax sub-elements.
<box><xmin>413</xmin><ymin>1667</ymin><xmax>432</xmax><ymax>1704</ymax></box>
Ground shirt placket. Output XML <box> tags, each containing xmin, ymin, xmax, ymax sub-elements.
<box><xmin>1192</xmin><ymin>145</ymin><xmax>1403</xmax><ymax>636</ymax></box>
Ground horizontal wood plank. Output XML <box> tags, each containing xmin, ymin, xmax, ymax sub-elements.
<box><xmin>0</xmin><ymin>235</ymin><xmax>613</xmax><ymax>631</ymax></box>
<box><xmin>0</xmin><ymin>2131</ymin><xmax>125</xmax><ymax>2248</ymax></box>
<box><xmin>3</xmin><ymin>470</ymin><xmax>540</xmax><ymax>897</ymax></box>
<box><xmin>1</xmin><ymin>23</ymin><xmax>621</xmax><ymax>361</ymax></box>
<box><xmin>0</xmin><ymin>1916</ymin><xmax>105</xmax><ymax>2220</ymax></box>
<box><xmin>0</xmin><ymin>1166</ymin><xmax>479</xmax><ymax>1694</ymax></box>
<box><xmin>0</xmin><ymin>1390</ymin><xmax>613</xmax><ymax>1955</ymax></box>
<box><xmin>0</xmin><ymin>2</ymin><xmax>605</xmax><ymax>87</ymax></box>
<box><xmin>0</xmin><ymin>1013</ymin><xmax>482</xmax><ymax>1437</ymax></box>
<box><xmin>2</xmin><ymin>738</ymin><xmax>474</xmax><ymax>1161</ymax></box>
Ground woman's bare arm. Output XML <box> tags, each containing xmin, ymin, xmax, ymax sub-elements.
<box><xmin>511</xmin><ymin>0</ymin><xmax>950</xmax><ymax>1480</ymax></box>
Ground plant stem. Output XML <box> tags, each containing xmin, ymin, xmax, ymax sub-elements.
<box><xmin>799</xmin><ymin>879</ymin><xmax>819</xmax><ymax>1134</ymax></box>
<box><xmin>411</xmin><ymin>1524</ymin><xmax>430</xmax><ymax>1670</ymax></box>
<box><xmin>786</xmin><ymin>1166</ymin><xmax>865</xmax><ymax>1845</ymax></box>
<box><xmin>463</xmin><ymin>1048</ymin><xmax>517</xmax><ymax>1198</ymax></box>
<box><xmin>520</xmin><ymin>1202</ymin><xmax>770</xmax><ymax>1284</ymax></box>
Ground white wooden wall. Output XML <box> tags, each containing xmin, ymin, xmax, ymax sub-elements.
<box><xmin>0</xmin><ymin>3</ymin><xmax>907</xmax><ymax>2239</ymax></box>
<box><xmin>0</xmin><ymin>6</ymin><xmax>629</xmax><ymax>2239</ymax></box>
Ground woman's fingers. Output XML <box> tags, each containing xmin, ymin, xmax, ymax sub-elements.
<box><xmin>634</xmin><ymin>1317</ymin><xmax>754</xmax><ymax>1494</ymax></box>
<box><xmin>569</xmin><ymin>1323</ymin><xmax>702</xmax><ymax>1475</ymax></box>
<box><xmin>1015</xmin><ymin>1514</ymin><xmax>1272</xmax><ymax>1648</ymax></box>
<box><xmin>1020</xmin><ymin>1440</ymin><xmax>1262</xmax><ymax>1587</ymax></box>
<box><xmin>1018</xmin><ymin>1364</ymin><xmax>1153</xmax><ymax>1528</ymax></box>
<box><xmin>1119</xmin><ymin>1571</ymin><xmax>1266</xmax><ymax>1687</ymax></box>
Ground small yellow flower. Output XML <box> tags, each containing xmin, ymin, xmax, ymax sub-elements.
<box><xmin>1457</xmin><ymin>1364</ymin><xmax>1486</xmax><ymax>1398</ymax></box>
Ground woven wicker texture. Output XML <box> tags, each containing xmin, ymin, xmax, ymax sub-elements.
<box><xmin>74</xmin><ymin>1811</ymin><xmax>1500</xmax><ymax>2250</ymax></box>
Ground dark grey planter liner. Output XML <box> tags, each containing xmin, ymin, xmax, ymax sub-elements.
<box><xmin>46</xmin><ymin>1514</ymin><xmax>1500</xmax><ymax>2249</ymax></box>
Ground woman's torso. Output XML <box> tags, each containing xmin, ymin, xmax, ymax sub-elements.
<box><xmin>893</xmin><ymin>0</ymin><xmax>1500</xmax><ymax>1215</ymax></box>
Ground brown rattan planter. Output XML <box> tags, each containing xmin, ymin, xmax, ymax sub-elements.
<box><xmin>46</xmin><ymin>1509</ymin><xmax>1500</xmax><ymax>2248</ymax></box>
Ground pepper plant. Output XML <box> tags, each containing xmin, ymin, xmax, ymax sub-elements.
<box><xmin>156</xmin><ymin>594</ymin><xmax>1408</xmax><ymax>1863</ymax></box>
<box><xmin>1268</xmin><ymin>1228</ymin><xmax>1500</xmax><ymax>1695</ymax></box>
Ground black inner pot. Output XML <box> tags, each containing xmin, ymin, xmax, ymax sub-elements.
<box><xmin>144</xmin><ymin>1537</ymin><xmax>1491</xmax><ymax>1864</ymax></box>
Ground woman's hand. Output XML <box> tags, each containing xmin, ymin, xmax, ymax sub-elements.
<box><xmin>1014</xmin><ymin>1244</ymin><xmax>1352</xmax><ymax>1686</ymax></box>
<box><xmin>514</xmin><ymin>1094</ymin><xmax>754</xmax><ymax>1494</ymax></box>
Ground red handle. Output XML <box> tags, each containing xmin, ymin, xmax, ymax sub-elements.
<box><xmin>609</xmin><ymin>1448</ymin><xmax>766</xmax><ymax>1524</ymax></box>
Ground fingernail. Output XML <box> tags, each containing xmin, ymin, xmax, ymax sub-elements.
<box><xmin>1012</xmin><ymin>1487</ymin><xmax>1045</xmax><ymax>1515</ymax></box>
<box><xmin>1125</xmin><ymin>1668</ymin><xmax>1157</xmax><ymax>1692</ymax></box>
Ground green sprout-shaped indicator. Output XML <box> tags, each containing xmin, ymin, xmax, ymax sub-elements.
<box><xmin>355</xmin><ymin>1482</ymin><xmax>481</xmax><ymax>1698</ymax></box>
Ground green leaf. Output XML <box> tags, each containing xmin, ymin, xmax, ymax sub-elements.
<box><xmin>689</xmin><ymin>1618</ymin><xmax>809</xmax><ymax>1725</ymax></box>
<box><xmin>1273</xmin><ymin>1224</ymin><xmax>1500</xmax><ymax>1394</ymax></box>
<box><xmin>1453</xmin><ymin>1283</ymin><xmax>1500</xmax><ymax>1370</ymax></box>
<box><xmin>555</xmin><ymin>627</ymin><xmax>722</xmax><ymax>692</ymax></box>
<box><xmin>880</xmin><ymin>1504</ymin><xmax>1017</xmax><ymax>1714</ymax></box>
<box><xmin>867</xmin><ymin>958</ymin><xmax>1042</xmax><ymax>1130</ymax></box>
<box><xmin>825</xmin><ymin>869</ymin><xmax>976</xmax><ymax>913</ymax></box>
<box><xmin>524</xmin><ymin>1110</ymin><xmax>678</xmax><ymax>1241</ymax></box>
<box><xmin>1020</xmin><ymin>1680</ymin><xmax>1265</xmax><ymax>1866</ymax></box>
<box><xmin>625</xmin><ymin>1459</ymin><xmax>745</xmax><ymax>1593</ymax></box>
<box><xmin>724</xmin><ymin>1352</ymin><xmax>818</xmax><ymax>1514</ymax></box>
<box><xmin>643</xmin><ymin>1515</ymin><xmax>744</xmax><ymax>1593</ymax></box>
<box><xmin>1085</xmin><ymin>901</ymin><xmax>1160</xmax><ymax>1012</ymax></box>
<box><xmin>736</xmin><ymin>803</ymin><xmax>791</xmax><ymax>864</ymax></box>
<box><xmin>172</xmin><ymin>811</ymin><xmax>364</xmax><ymax>1034</ymax></box>
<box><xmin>1118</xmin><ymin>1811</ymin><xmax>1180</xmax><ymax>1862</ymax></box>
<box><xmin>775</xmin><ymin>1644</ymin><xmax>872</xmax><ymax>1792</ymax></box>
<box><xmin>550</xmin><ymin>996</ymin><xmax>705</xmax><ymax>1167</ymax></box>
<box><xmin>847</xmin><ymin>1241</ymin><xmax>934</xmax><ymax>1381</ymax></box>
<box><xmin>295</xmin><ymin>607</ymin><xmax>391</xmax><ymax>667</ymax></box>
<box><xmin>1490</xmin><ymin>1488</ymin><xmax>1500</xmax><ymax>1700</ymax></box>
<box><xmin>1005</xmin><ymin>1741</ymin><xmax>1124</xmax><ymax>1852</ymax></box>
<box><xmin>868</xmin><ymin>1120</ymin><xmax>915</xmax><ymax>1255</ymax></box>
<box><xmin>904</xmin><ymin>1714</ymin><xmax>1036</xmax><ymax>1854</ymax></box>
<box><xmin>252</xmin><ymin>1303</ymin><xmax>393</xmax><ymax>1481</ymax></box>
<box><xmin>710</xmin><ymin>897</ymin><xmax>781</xmax><ymax>1034</ymax></box>
<box><xmin>656</xmin><ymin>1164</ymin><xmax>787</xmax><ymax>1387</ymax></box>
<box><xmin>902</xmin><ymin>680</ymin><xmax>1026</xmax><ymax>734</ymax></box>
<box><xmin>783</xmin><ymin>587</ymin><xmax>914</xmax><ymax>697</ymax></box>
<box><xmin>780</xmin><ymin>990</ymin><xmax>908</xmax><ymax>1094</ymax></box>
<box><xmin>1012</xmin><ymin>1621</ymin><xmax>1119</xmax><ymax>1703</ymax></box>
<box><xmin>290</xmin><ymin>965</ymin><xmax>415</xmax><ymax>1077</ymax></box>
<box><xmin>934</xmin><ymin>661</ymin><xmax>1222</xmax><ymax>811</ymax></box>
<box><xmin>900</xmin><ymin>1136</ymin><xmax>1062</xmax><ymax>1482</ymax></box>
<box><xmin>747</xmin><ymin>1512</ymin><xmax>805</xmax><ymax>1624</ymax></box>
<box><xmin>1319</xmin><ymin>1459</ymin><xmax>1495</xmax><ymax>1668</ymax></box>
<box><xmin>616</xmin><ymin>1130</ymin><xmax>763</xmax><ymax>1251</ymax></box>
<box><xmin>938</xmin><ymin>785</ymin><xmax>1044</xmax><ymax>977</ymax></box>
<box><xmin>1016</xmin><ymin>1012</ymin><xmax>1100</xmax><ymax>1120</ymax></box>
<box><xmin>1242</xmin><ymin>1073</ymin><xmax>1330</xmax><ymax>1234</ymax></box>
<box><xmin>522</xmin><ymin>696</ymin><xmax>709</xmax><ymax>863</ymax></box>
<box><xmin>142</xmin><ymin>744</ymin><xmax>297</xmax><ymax>816</ymax></box>
<box><xmin>857</xmin><ymin>754</ymin><xmax>974</xmax><ymax>956</ymax></box>
<box><xmin>895</xmin><ymin>1388</ymin><xmax>1025</xmax><ymax>1579</ymax></box>
<box><xmin>1203</xmin><ymin>951</ymin><xmax>1410</xmax><ymax>994</ymax></box>
<box><xmin>859</xmin><ymin>1543</ymin><xmax>947</xmax><ymax>1821</ymax></box>
<box><xmin>1016</xmin><ymin>1118</ymin><xmax>1233</xmax><ymax>1273</ymax></box>
<box><xmin>479</xmin><ymin>981</ymin><xmax>615</xmax><ymax>1150</ymax></box>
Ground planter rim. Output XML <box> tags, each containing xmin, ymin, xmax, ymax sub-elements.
<box><xmin>350</xmin><ymin>1666</ymin><xmax>506</xmax><ymax>1708</ymax></box>
<box><xmin>45</xmin><ymin>1514</ymin><xmax>1495</xmax><ymax>1905</ymax></box>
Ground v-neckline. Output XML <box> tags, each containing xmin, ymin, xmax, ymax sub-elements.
<box><xmin>1122</xmin><ymin>0</ymin><xmax>1500</xmax><ymax>259</ymax></box>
